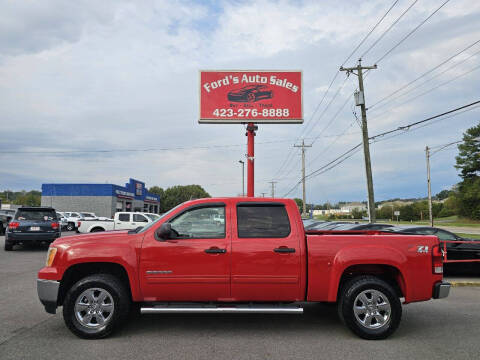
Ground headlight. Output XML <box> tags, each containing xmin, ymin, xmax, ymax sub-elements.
<box><xmin>46</xmin><ymin>247</ymin><xmax>57</xmax><ymax>267</ymax></box>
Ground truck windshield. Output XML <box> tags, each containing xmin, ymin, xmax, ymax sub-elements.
<box><xmin>137</xmin><ymin>204</ymin><xmax>183</xmax><ymax>234</ymax></box>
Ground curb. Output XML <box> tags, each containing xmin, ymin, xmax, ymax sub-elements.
<box><xmin>449</xmin><ymin>281</ymin><xmax>480</xmax><ymax>287</ymax></box>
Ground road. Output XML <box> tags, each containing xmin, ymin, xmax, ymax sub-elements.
<box><xmin>1</xmin><ymin>233</ymin><xmax>479</xmax><ymax>360</ymax></box>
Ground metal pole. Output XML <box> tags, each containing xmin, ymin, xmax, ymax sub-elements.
<box><xmin>294</xmin><ymin>139</ymin><xmax>312</xmax><ymax>217</ymax></box>
<box><xmin>426</xmin><ymin>146</ymin><xmax>433</xmax><ymax>227</ymax></box>
<box><xmin>238</xmin><ymin>160</ymin><xmax>245</xmax><ymax>196</ymax></box>
<box><xmin>340</xmin><ymin>59</ymin><xmax>377</xmax><ymax>223</ymax></box>
<box><xmin>246</xmin><ymin>123</ymin><xmax>257</xmax><ymax>197</ymax></box>
<box><xmin>268</xmin><ymin>181</ymin><xmax>277</xmax><ymax>198</ymax></box>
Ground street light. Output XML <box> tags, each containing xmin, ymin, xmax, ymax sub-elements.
<box><xmin>238</xmin><ymin>160</ymin><xmax>245</xmax><ymax>196</ymax></box>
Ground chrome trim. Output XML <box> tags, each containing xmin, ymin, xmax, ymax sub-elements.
<box><xmin>37</xmin><ymin>279</ymin><xmax>60</xmax><ymax>314</ymax></box>
<box><xmin>146</xmin><ymin>270</ymin><xmax>173</xmax><ymax>275</ymax></box>
<box><xmin>141</xmin><ymin>306</ymin><xmax>303</xmax><ymax>314</ymax></box>
<box><xmin>434</xmin><ymin>282</ymin><xmax>451</xmax><ymax>299</ymax></box>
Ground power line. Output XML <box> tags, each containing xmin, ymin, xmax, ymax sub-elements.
<box><xmin>370</xmin><ymin>100</ymin><xmax>480</xmax><ymax>141</ymax></box>
<box><xmin>0</xmin><ymin>138</ymin><xmax>300</xmax><ymax>156</ymax></box>
<box><xmin>284</xmin><ymin>100</ymin><xmax>480</xmax><ymax>197</ymax></box>
<box><xmin>374</xmin><ymin>0</ymin><xmax>451</xmax><ymax>64</ymax></box>
<box><xmin>369</xmin><ymin>39</ymin><xmax>480</xmax><ymax>110</ymax></box>
<box><xmin>360</xmin><ymin>0</ymin><xmax>419</xmax><ymax>59</ymax></box>
<box><xmin>370</xmin><ymin>64</ymin><xmax>480</xmax><ymax>120</ymax></box>
<box><xmin>342</xmin><ymin>0</ymin><xmax>400</xmax><ymax>66</ymax></box>
<box><xmin>273</xmin><ymin>1</ymin><xmax>403</xmax><ymax>179</ymax></box>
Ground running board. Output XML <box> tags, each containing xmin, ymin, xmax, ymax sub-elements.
<box><xmin>140</xmin><ymin>304</ymin><xmax>304</xmax><ymax>314</ymax></box>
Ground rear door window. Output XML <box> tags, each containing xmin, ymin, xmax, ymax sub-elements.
<box><xmin>118</xmin><ymin>213</ymin><xmax>130</xmax><ymax>222</ymax></box>
<box><xmin>133</xmin><ymin>214</ymin><xmax>149</xmax><ymax>223</ymax></box>
<box><xmin>237</xmin><ymin>204</ymin><xmax>291</xmax><ymax>238</ymax></box>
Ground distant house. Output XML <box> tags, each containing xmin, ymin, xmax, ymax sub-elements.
<box><xmin>340</xmin><ymin>202</ymin><xmax>367</xmax><ymax>213</ymax></box>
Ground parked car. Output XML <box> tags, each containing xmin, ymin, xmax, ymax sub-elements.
<box><xmin>77</xmin><ymin>212</ymin><xmax>153</xmax><ymax>233</ymax></box>
<box><xmin>0</xmin><ymin>210</ymin><xmax>15</xmax><ymax>235</ymax></box>
<box><xmin>144</xmin><ymin>213</ymin><xmax>161</xmax><ymax>221</ymax></box>
<box><xmin>227</xmin><ymin>85</ymin><xmax>273</xmax><ymax>102</ymax></box>
<box><xmin>303</xmin><ymin>220</ymin><xmax>327</xmax><ymax>230</ymax></box>
<box><xmin>5</xmin><ymin>207</ymin><xmax>61</xmax><ymax>251</ymax></box>
<box><xmin>386</xmin><ymin>226</ymin><xmax>480</xmax><ymax>261</ymax></box>
<box><xmin>308</xmin><ymin>221</ymin><xmax>352</xmax><ymax>230</ymax></box>
<box><xmin>56</xmin><ymin>212</ymin><xmax>69</xmax><ymax>230</ymax></box>
<box><xmin>38</xmin><ymin>197</ymin><xmax>449</xmax><ymax>340</ymax></box>
<box><xmin>331</xmin><ymin>223</ymin><xmax>394</xmax><ymax>231</ymax></box>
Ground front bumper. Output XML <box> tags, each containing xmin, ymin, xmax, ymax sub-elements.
<box><xmin>433</xmin><ymin>281</ymin><xmax>451</xmax><ymax>299</ymax></box>
<box><xmin>37</xmin><ymin>279</ymin><xmax>60</xmax><ymax>314</ymax></box>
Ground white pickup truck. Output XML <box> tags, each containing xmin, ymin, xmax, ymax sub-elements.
<box><xmin>77</xmin><ymin>212</ymin><xmax>153</xmax><ymax>233</ymax></box>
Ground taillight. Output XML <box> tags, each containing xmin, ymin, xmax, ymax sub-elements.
<box><xmin>77</xmin><ymin>221</ymin><xmax>81</xmax><ymax>228</ymax></box>
<box><xmin>432</xmin><ymin>245</ymin><xmax>443</xmax><ymax>274</ymax></box>
<box><xmin>8</xmin><ymin>222</ymin><xmax>19</xmax><ymax>229</ymax></box>
<box><xmin>51</xmin><ymin>222</ymin><xmax>59</xmax><ymax>230</ymax></box>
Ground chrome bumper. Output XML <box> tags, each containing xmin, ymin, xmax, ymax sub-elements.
<box><xmin>37</xmin><ymin>279</ymin><xmax>60</xmax><ymax>314</ymax></box>
<box><xmin>433</xmin><ymin>281</ymin><xmax>451</xmax><ymax>299</ymax></box>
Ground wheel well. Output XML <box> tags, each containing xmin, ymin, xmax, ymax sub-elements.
<box><xmin>58</xmin><ymin>262</ymin><xmax>132</xmax><ymax>305</ymax></box>
<box><xmin>90</xmin><ymin>227</ymin><xmax>105</xmax><ymax>232</ymax></box>
<box><xmin>337</xmin><ymin>264</ymin><xmax>405</xmax><ymax>300</ymax></box>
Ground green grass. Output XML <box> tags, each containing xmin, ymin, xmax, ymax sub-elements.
<box><xmin>455</xmin><ymin>233</ymin><xmax>480</xmax><ymax>239</ymax></box>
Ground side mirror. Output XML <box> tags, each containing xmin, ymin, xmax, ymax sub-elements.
<box><xmin>157</xmin><ymin>223</ymin><xmax>172</xmax><ymax>240</ymax></box>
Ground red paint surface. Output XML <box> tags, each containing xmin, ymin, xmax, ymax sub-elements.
<box><xmin>38</xmin><ymin>197</ymin><xmax>443</xmax><ymax>304</ymax></box>
<box><xmin>200</xmin><ymin>71</ymin><xmax>302</xmax><ymax>123</ymax></box>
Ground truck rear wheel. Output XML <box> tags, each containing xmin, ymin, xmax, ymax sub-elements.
<box><xmin>63</xmin><ymin>274</ymin><xmax>130</xmax><ymax>339</ymax></box>
<box><xmin>338</xmin><ymin>276</ymin><xmax>401</xmax><ymax>340</ymax></box>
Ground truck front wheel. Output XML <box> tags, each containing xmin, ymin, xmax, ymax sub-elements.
<box><xmin>63</xmin><ymin>274</ymin><xmax>130</xmax><ymax>339</ymax></box>
<box><xmin>338</xmin><ymin>276</ymin><xmax>401</xmax><ymax>340</ymax></box>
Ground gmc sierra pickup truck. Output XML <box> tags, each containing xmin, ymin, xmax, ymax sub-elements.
<box><xmin>37</xmin><ymin>197</ymin><xmax>450</xmax><ymax>340</ymax></box>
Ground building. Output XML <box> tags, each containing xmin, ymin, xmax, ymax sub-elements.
<box><xmin>41</xmin><ymin>178</ymin><xmax>160</xmax><ymax>218</ymax></box>
<box><xmin>340</xmin><ymin>202</ymin><xmax>367</xmax><ymax>213</ymax></box>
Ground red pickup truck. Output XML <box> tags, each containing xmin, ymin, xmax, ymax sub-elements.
<box><xmin>37</xmin><ymin>197</ymin><xmax>450</xmax><ymax>340</ymax></box>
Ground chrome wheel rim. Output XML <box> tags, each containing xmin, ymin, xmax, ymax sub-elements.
<box><xmin>353</xmin><ymin>289</ymin><xmax>391</xmax><ymax>330</ymax></box>
<box><xmin>74</xmin><ymin>288</ymin><xmax>114</xmax><ymax>329</ymax></box>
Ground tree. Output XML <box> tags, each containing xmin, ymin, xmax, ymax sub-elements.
<box><xmin>454</xmin><ymin>122</ymin><xmax>480</xmax><ymax>219</ymax></box>
<box><xmin>161</xmin><ymin>185</ymin><xmax>211</xmax><ymax>212</ymax></box>
<box><xmin>293</xmin><ymin>198</ymin><xmax>303</xmax><ymax>212</ymax></box>
<box><xmin>434</xmin><ymin>189</ymin><xmax>451</xmax><ymax>200</ymax></box>
<box><xmin>455</xmin><ymin>122</ymin><xmax>480</xmax><ymax>179</ymax></box>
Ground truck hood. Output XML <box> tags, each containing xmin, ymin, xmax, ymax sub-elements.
<box><xmin>52</xmin><ymin>230</ymin><xmax>131</xmax><ymax>248</ymax></box>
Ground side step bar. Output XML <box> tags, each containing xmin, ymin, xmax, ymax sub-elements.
<box><xmin>141</xmin><ymin>304</ymin><xmax>304</xmax><ymax>314</ymax></box>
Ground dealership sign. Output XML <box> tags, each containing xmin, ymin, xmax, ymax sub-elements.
<box><xmin>199</xmin><ymin>70</ymin><xmax>303</xmax><ymax>124</ymax></box>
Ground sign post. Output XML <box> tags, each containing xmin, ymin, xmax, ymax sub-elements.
<box><xmin>199</xmin><ymin>70</ymin><xmax>303</xmax><ymax>197</ymax></box>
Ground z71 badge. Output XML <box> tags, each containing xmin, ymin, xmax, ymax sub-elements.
<box><xmin>417</xmin><ymin>246</ymin><xmax>429</xmax><ymax>253</ymax></box>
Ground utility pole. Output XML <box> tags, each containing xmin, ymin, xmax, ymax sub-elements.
<box><xmin>238</xmin><ymin>160</ymin><xmax>245</xmax><ymax>196</ymax></box>
<box><xmin>269</xmin><ymin>181</ymin><xmax>277</xmax><ymax>198</ymax></box>
<box><xmin>340</xmin><ymin>59</ymin><xmax>377</xmax><ymax>223</ymax></box>
<box><xmin>425</xmin><ymin>146</ymin><xmax>433</xmax><ymax>227</ymax></box>
<box><xmin>294</xmin><ymin>139</ymin><xmax>312</xmax><ymax>217</ymax></box>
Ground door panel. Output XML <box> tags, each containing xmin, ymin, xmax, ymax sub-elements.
<box><xmin>231</xmin><ymin>204</ymin><xmax>302</xmax><ymax>301</ymax></box>
<box><xmin>139</xmin><ymin>204</ymin><xmax>231</xmax><ymax>302</ymax></box>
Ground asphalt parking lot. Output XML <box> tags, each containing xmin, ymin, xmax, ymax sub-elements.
<box><xmin>1</xmin><ymin>233</ymin><xmax>479</xmax><ymax>360</ymax></box>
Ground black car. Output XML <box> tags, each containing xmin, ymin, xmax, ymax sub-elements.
<box><xmin>227</xmin><ymin>85</ymin><xmax>273</xmax><ymax>102</ymax></box>
<box><xmin>386</xmin><ymin>226</ymin><xmax>480</xmax><ymax>261</ymax></box>
<box><xmin>332</xmin><ymin>223</ymin><xmax>394</xmax><ymax>231</ymax></box>
<box><xmin>4</xmin><ymin>207</ymin><xmax>61</xmax><ymax>251</ymax></box>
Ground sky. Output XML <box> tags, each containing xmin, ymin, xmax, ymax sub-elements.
<box><xmin>0</xmin><ymin>0</ymin><xmax>479</xmax><ymax>204</ymax></box>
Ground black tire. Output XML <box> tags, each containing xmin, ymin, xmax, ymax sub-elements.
<box><xmin>4</xmin><ymin>241</ymin><xmax>13</xmax><ymax>251</ymax></box>
<box><xmin>90</xmin><ymin>227</ymin><xmax>105</xmax><ymax>233</ymax></box>
<box><xmin>63</xmin><ymin>274</ymin><xmax>130</xmax><ymax>339</ymax></box>
<box><xmin>338</xmin><ymin>276</ymin><xmax>401</xmax><ymax>340</ymax></box>
<box><xmin>66</xmin><ymin>222</ymin><xmax>75</xmax><ymax>231</ymax></box>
